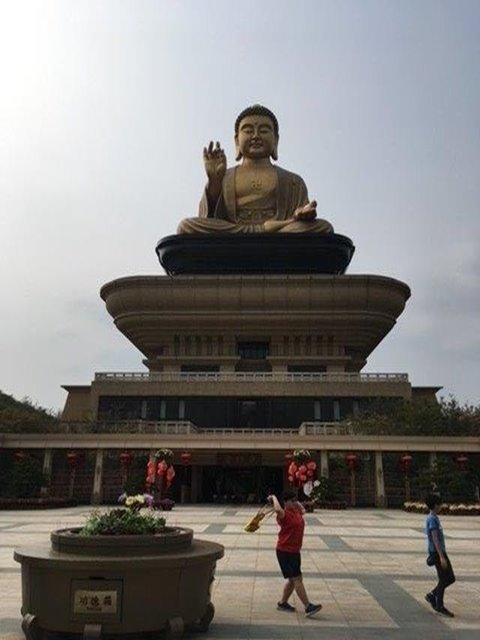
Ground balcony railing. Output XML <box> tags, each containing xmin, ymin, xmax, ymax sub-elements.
<box><xmin>299</xmin><ymin>422</ymin><xmax>352</xmax><ymax>436</ymax></box>
<box><xmin>13</xmin><ymin>420</ymin><xmax>348</xmax><ymax>436</ymax></box>
<box><xmin>94</xmin><ymin>371</ymin><xmax>409</xmax><ymax>383</ymax></box>
<box><xmin>60</xmin><ymin>421</ymin><xmax>198</xmax><ymax>435</ymax></box>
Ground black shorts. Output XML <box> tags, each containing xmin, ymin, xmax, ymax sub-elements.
<box><xmin>276</xmin><ymin>550</ymin><xmax>302</xmax><ymax>579</ymax></box>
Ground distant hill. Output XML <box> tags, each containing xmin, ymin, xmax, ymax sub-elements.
<box><xmin>0</xmin><ymin>390</ymin><xmax>58</xmax><ymax>428</ymax></box>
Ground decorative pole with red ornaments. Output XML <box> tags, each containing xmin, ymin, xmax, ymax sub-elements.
<box><xmin>146</xmin><ymin>449</ymin><xmax>176</xmax><ymax>506</ymax></box>
<box><xmin>119</xmin><ymin>450</ymin><xmax>134</xmax><ymax>490</ymax></box>
<box><xmin>345</xmin><ymin>452</ymin><xmax>358</xmax><ymax>507</ymax></box>
<box><xmin>66</xmin><ymin>451</ymin><xmax>80</xmax><ymax>500</ymax></box>
<box><xmin>180</xmin><ymin>451</ymin><xmax>192</xmax><ymax>503</ymax></box>
<box><xmin>400</xmin><ymin>453</ymin><xmax>413</xmax><ymax>501</ymax></box>
<box><xmin>286</xmin><ymin>449</ymin><xmax>317</xmax><ymax>496</ymax></box>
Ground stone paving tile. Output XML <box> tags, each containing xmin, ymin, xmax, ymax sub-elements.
<box><xmin>0</xmin><ymin>506</ymin><xmax>479</xmax><ymax>640</ymax></box>
<box><xmin>396</xmin><ymin>579</ymin><xmax>480</xmax><ymax>631</ymax></box>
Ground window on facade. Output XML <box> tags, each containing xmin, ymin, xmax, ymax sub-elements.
<box><xmin>181</xmin><ymin>365</ymin><xmax>220</xmax><ymax>372</ymax></box>
<box><xmin>237</xmin><ymin>399</ymin><xmax>267</xmax><ymax>428</ymax></box>
<box><xmin>160</xmin><ymin>400</ymin><xmax>166</xmax><ymax>420</ymax></box>
<box><xmin>288</xmin><ymin>365</ymin><xmax>327</xmax><ymax>373</ymax></box>
<box><xmin>333</xmin><ymin>400</ymin><xmax>341</xmax><ymax>421</ymax></box>
<box><xmin>237</xmin><ymin>341</ymin><xmax>270</xmax><ymax>359</ymax></box>
<box><xmin>178</xmin><ymin>400</ymin><xmax>186</xmax><ymax>420</ymax></box>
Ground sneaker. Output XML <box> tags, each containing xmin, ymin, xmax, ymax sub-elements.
<box><xmin>277</xmin><ymin>601</ymin><xmax>296</xmax><ymax>612</ymax></box>
<box><xmin>305</xmin><ymin>603</ymin><xmax>322</xmax><ymax>618</ymax></box>
<box><xmin>436</xmin><ymin>607</ymin><xmax>454</xmax><ymax>618</ymax></box>
<box><xmin>425</xmin><ymin>592</ymin><xmax>436</xmax><ymax>610</ymax></box>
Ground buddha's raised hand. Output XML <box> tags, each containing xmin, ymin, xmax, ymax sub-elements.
<box><xmin>294</xmin><ymin>200</ymin><xmax>317</xmax><ymax>221</ymax></box>
<box><xmin>203</xmin><ymin>141</ymin><xmax>227</xmax><ymax>182</ymax></box>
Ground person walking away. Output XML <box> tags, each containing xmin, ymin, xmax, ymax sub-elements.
<box><xmin>425</xmin><ymin>493</ymin><xmax>456</xmax><ymax>617</ymax></box>
<box><xmin>268</xmin><ymin>490</ymin><xmax>322</xmax><ymax>617</ymax></box>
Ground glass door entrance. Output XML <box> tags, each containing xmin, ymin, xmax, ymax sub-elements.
<box><xmin>202</xmin><ymin>465</ymin><xmax>283</xmax><ymax>504</ymax></box>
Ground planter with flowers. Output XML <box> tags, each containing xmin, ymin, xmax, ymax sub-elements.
<box><xmin>403</xmin><ymin>501</ymin><xmax>480</xmax><ymax>516</ymax></box>
<box><xmin>14</xmin><ymin>494</ymin><xmax>224</xmax><ymax>639</ymax></box>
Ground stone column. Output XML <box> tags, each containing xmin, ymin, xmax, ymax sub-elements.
<box><xmin>91</xmin><ymin>449</ymin><xmax>104</xmax><ymax>505</ymax></box>
<box><xmin>375</xmin><ymin>451</ymin><xmax>386</xmax><ymax>508</ymax></box>
<box><xmin>41</xmin><ymin>448</ymin><xmax>53</xmax><ymax>497</ymax></box>
<box><xmin>320</xmin><ymin>450</ymin><xmax>329</xmax><ymax>478</ymax></box>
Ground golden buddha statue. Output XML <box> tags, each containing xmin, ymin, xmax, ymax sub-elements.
<box><xmin>177</xmin><ymin>105</ymin><xmax>334</xmax><ymax>234</ymax></box>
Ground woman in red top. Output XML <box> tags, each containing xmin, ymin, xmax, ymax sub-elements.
<box><xmin>268</xmin><ymin>490</ymin><xmax>322</xmax><ymax>617</ymax></box>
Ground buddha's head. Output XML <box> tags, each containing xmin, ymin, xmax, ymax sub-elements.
<box><xmin>234</xmin><ymin>104</ymin><xmax>279</xmax><ymax>162</ymax></box>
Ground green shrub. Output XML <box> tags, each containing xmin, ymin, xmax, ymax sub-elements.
<box><xmin>80</xmin><ymin>508</ymin><xmax>166</xmax><ymax>536</ymax></box>
<box><xmin>3</xmin><ymin>457</ymin><xmax>45</xmax><ymax>499</ymax></box>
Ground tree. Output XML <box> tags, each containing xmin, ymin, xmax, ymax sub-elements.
<box><xmin>345</xmin><ymin>397</ymin><xmax>480</xmax><ymax>436</ymax></box>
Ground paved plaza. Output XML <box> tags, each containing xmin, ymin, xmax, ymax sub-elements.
<box><xmin>0</xmin><ymin>506</ymin><xmax>479</xmax><ymax>639</ymax></box>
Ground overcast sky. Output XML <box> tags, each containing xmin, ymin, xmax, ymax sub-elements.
<box><xmin>1</xmin><ymin>0</ymin><xmax>479</xmax><ymax>412</ymax></box>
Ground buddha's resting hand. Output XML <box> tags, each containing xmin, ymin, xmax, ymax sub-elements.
<box><xmin>294</xmin><ymin>200</ymin><xmax>317</xmax><ymax>221</ymax></box>
<box><xmin>203</xmin><ymin>141</ymin><xmax>227</xmax><ymax>183</ymax></box>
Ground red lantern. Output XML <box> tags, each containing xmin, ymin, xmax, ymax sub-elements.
<box><xmin>299</xmin><ymin>464</ymin><xmax>307</xmax><ymax>474</ymax></box>
<box><xmin>306</xmin><ymin>461</ymin><xmax>317</xmax><ymax>471</ymax></box>
<box><xmin>181</xmin><ymin>451</ymin><xmax>192</xmax><ymax>465</ymax></box>
<box><xmin>288</xmin><ymin>461</ymin><xmax>297</xmax><ymax>476</ymax></box>
<box><xmin>15</xmin><ymin>451</ymin><xmax>26</xmax><ymax>463</ymax></box>
<box><xmin>456</xmin><ymin>454</ymin><xmax>468</xmax><ymax>471</ymax></box>
<box><xmin>166</xmin><ymin>465</ymin><xmax>176</xmax><ymax>488</ymax></box>
<box><xmin>119</xmin><ymin>451</ymin><xmax>133</xmax><ymax>467</ymax></box>
<box><xmin>345</xmin><ymin>453</ymin><xmax>357</xmax><ymax>470</ymax></box>
<box><xmin>400</xmin><ymin>453</ymin><xmax>413</xmax><ymax>471</ymax></box>
<box><xmin>66</xmin><ymin>452</ymin><xmax>79</xmax><ymax>467</ymax></box>
<box><xmin>285</xmin><ymin>452</ymin><xmax>293</xmax><ymax>463</ymax></box>
<box><xmin>146</xmin><ymin>460</ymin><xmax>156</xmax><ymax>484</ymax></box>
<box><xmin>288</xmin><ymin>475</ymin><xmax>294</xmax><ymax>484</ymax></box>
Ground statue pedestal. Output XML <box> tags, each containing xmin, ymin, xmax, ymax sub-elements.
<box><xmin>156</xmin><ymin>233</ymin><xmax>355</xmax><ymax>276</ymax></box>
<box><xmin>100</xmin><ymin>272</ymin><xmax>410</xmax><ymax>374</ymax></box>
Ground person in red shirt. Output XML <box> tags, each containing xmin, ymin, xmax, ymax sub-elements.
<box><xmin>268</xmin><ymin>490</ymin><xmax>322</xmax><ymax>617</ymax></box>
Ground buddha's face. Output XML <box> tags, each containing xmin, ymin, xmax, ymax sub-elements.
<box><xmin>235</xmin><ymin>114</ymin><xmax>278</xmax><ymax>161</ymax></box>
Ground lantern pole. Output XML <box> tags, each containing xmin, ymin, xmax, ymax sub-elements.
<box><xmin>400</xmin><ymin>454</ymin><xmax>413</xmax><ymax>502</ymax></box>
<box><xmin>350</xmin><ymin>467</ymin><xmax>356</xmax><ymax>507</ymax></box>
<box><xmin>345</xmin><ymin>453</ymin><xmax>357</xmax><ymax>507</ymax></box>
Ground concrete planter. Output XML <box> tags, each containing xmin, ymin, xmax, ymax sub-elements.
<box><xmin>14</xmin><ymin>526</ymin><xmax>224</xmax><ymax>639</ymax></box>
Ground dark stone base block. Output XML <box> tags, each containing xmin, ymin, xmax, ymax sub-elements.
<box><xmin>156</xmin><ymin>233</ymin><xmax>355</xmax><ymax>275</ymax></box>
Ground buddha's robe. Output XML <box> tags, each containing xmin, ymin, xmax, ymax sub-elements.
<box><xmin>177</xmin><ymin>166</ymin><xmax>333</xmax><ymax>234</ymax></box>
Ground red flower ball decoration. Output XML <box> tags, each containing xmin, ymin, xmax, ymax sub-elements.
<box><xmin>146</xmin><ymin>460</ymin><xmax>156</xmax><ymax>485</ymax></box>
<box><xmin>157</xmin><ymin>460</ymin><xmax>168</xmax><ymax>476</ymax></box>
<box><xmin>166</xmin><ymin>465</ymin><xmax>176</xmax><ymax>488</ymax></box>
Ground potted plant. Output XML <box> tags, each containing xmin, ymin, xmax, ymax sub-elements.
<box><xmin>14</xmin><ymin>493</ymin><xmax>224</xmax><ymax>639</ymax></box>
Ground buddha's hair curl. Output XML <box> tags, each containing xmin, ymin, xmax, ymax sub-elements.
<box><xmin>234</xmin><ymin>104</ymin><xmax>279</xmax><ymax>137</ymax></box>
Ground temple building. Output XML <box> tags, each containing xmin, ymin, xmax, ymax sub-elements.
<box><xmin>3</xmin><ymin>106</ymin><xmax>476</xmax><ymax>507</ymax></box>
<box><xmin>53</xmin><ymin>232</ymin><xmax>450</xmax><ymax>507</ymax></box>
